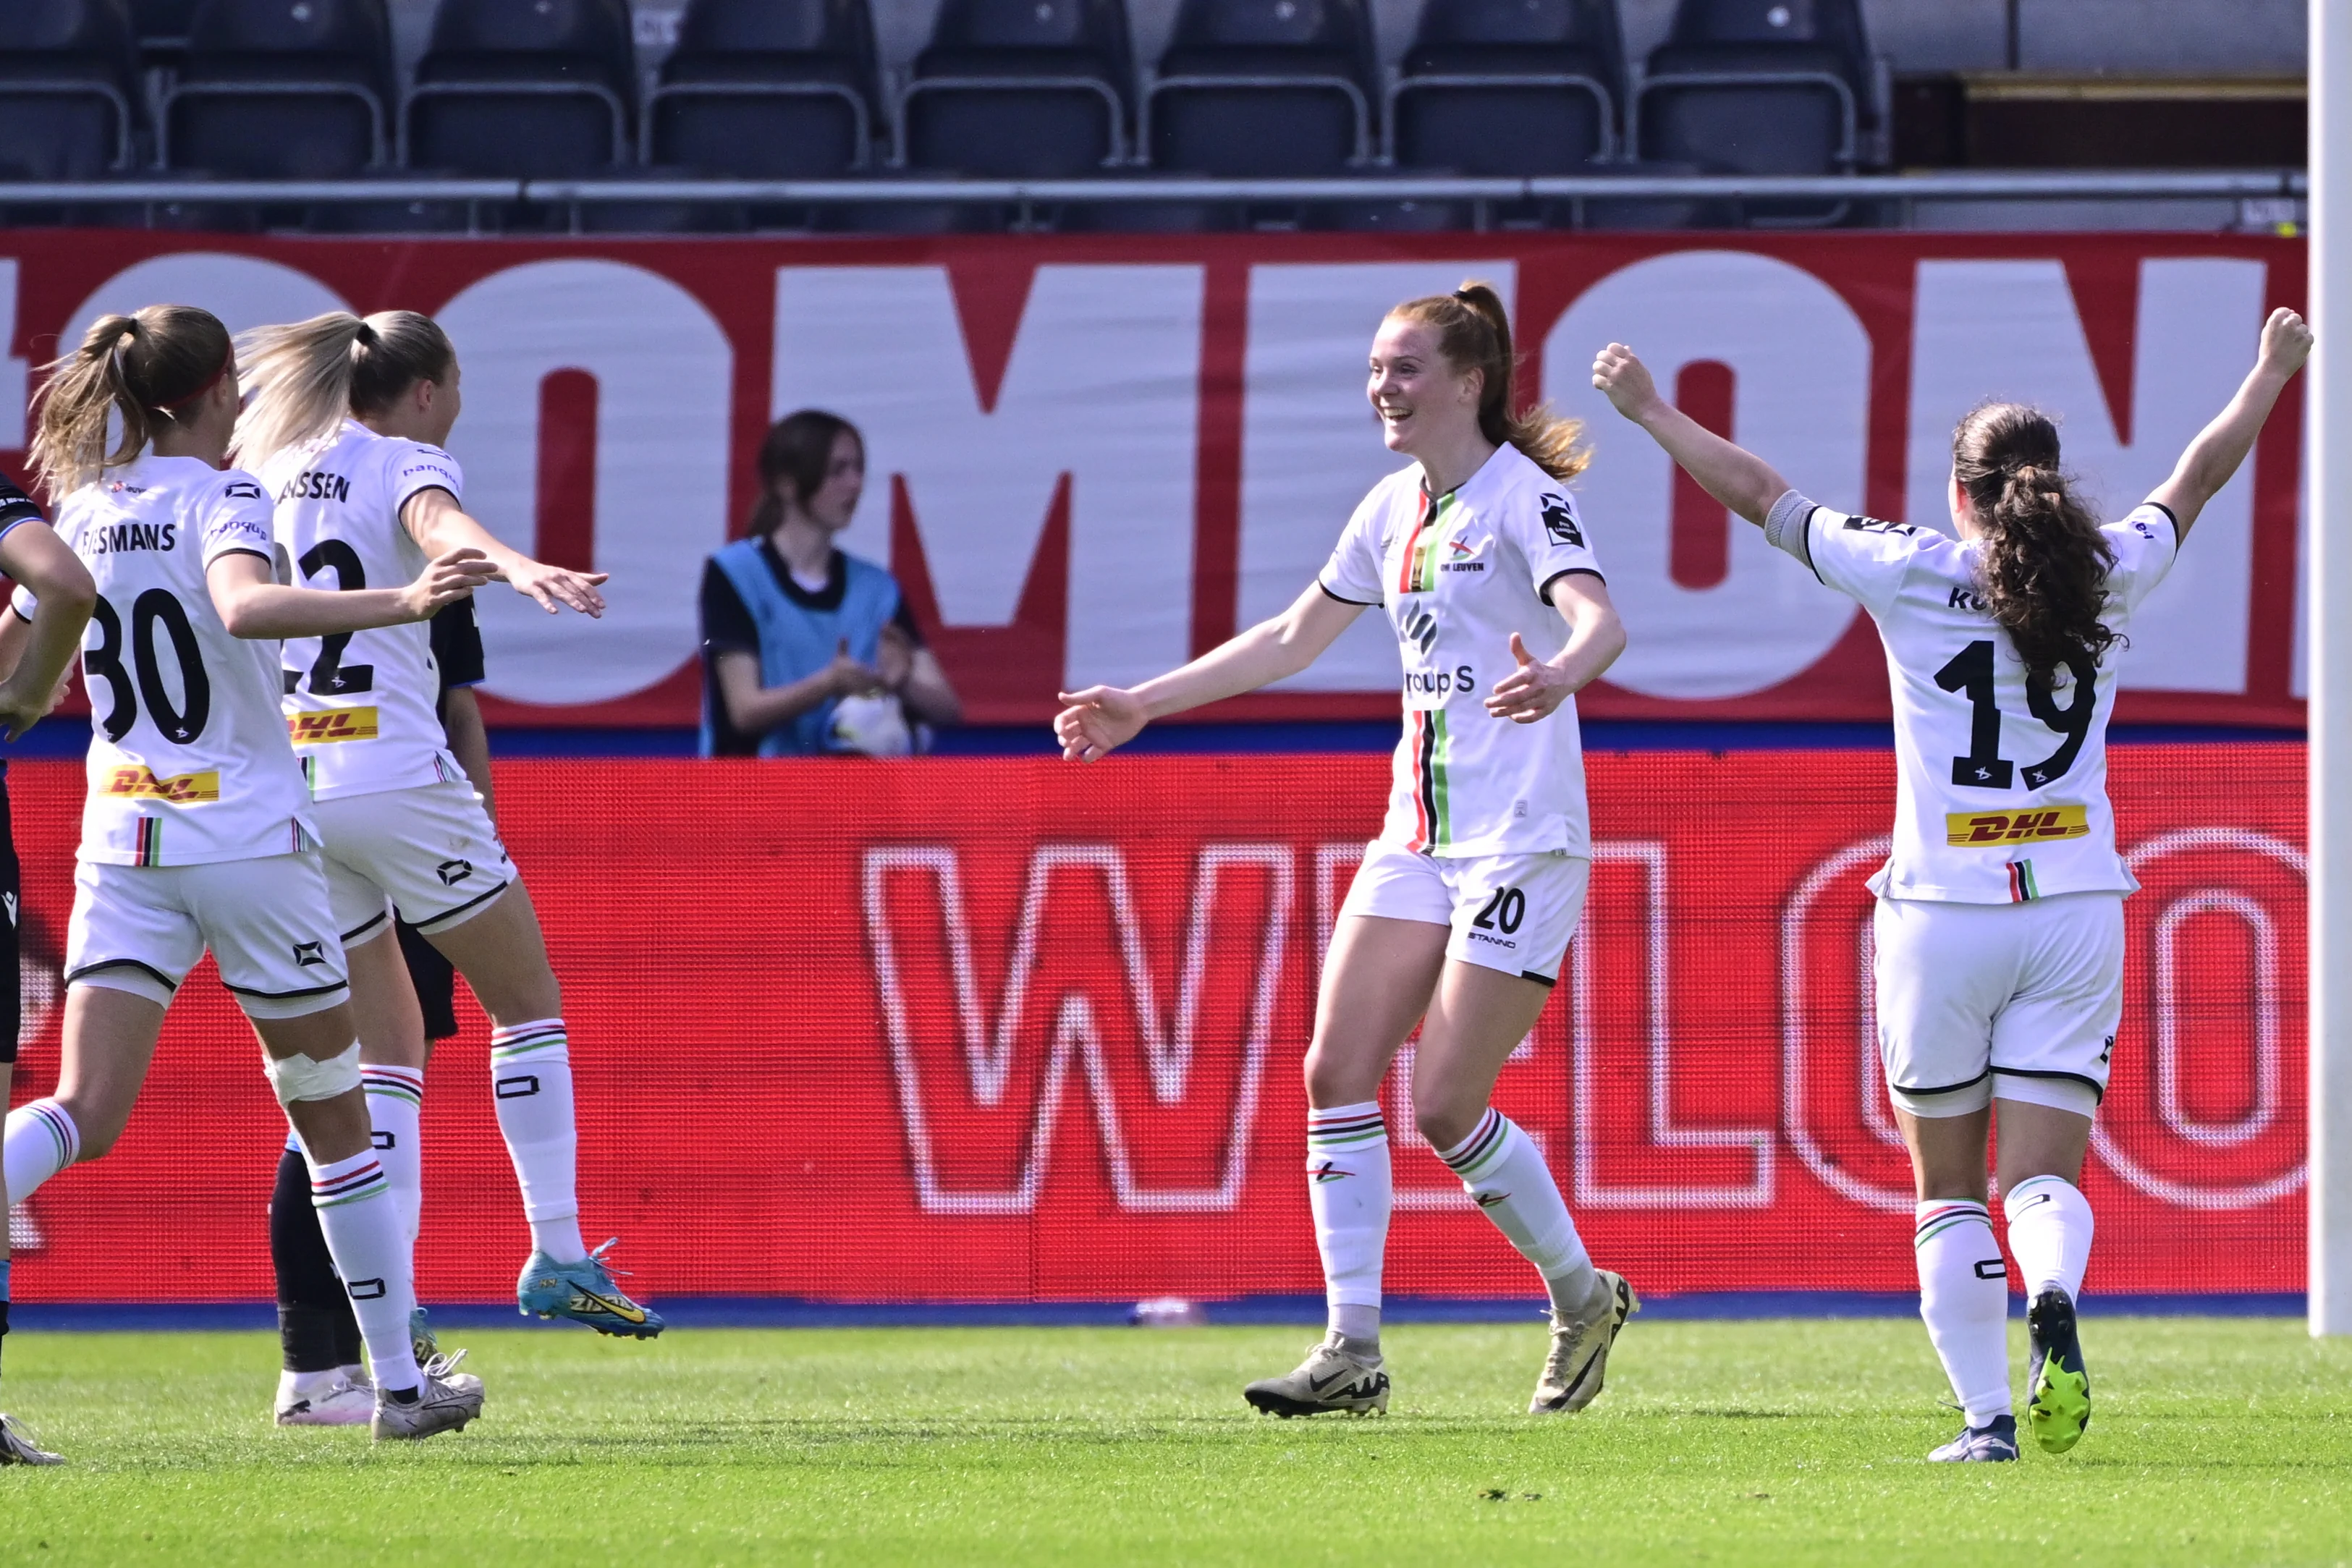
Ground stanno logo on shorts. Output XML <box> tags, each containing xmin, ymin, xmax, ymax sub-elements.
<box><xmin>104</xmin><ymin>766</ymin><xmax>220</xmax><ymax>803</ymax></box>
<box><xmin>1945</xmin><ymin>805</ymin><xmax>2090</xmax><ymax>847</ymax></box>
<box><xmin>288</xmin><ymin>707</ymin><xmax>381</xmax><ymax>745</ymax></box>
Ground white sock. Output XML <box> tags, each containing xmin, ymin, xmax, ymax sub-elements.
<box><xmin>2002</xmin><ymin>1174</ymin><xmax>2094</xmax><ymax>1302</ymax></box>
<box><xmin>363</xmin><ymin>1066</ymin><xmax>426</xmax><ymax>1246</ymax></box>
<box><xmin>1437</xmin><ymin>1108</ymin><xmax>1599</xmax><ymax>1313</ymax></box>
<box><xmin>305</xmin><ymin>1147</ymin><xmax>421</xmax><ymax>1394</ymax></box>
<box><xmin>1916</xmin><ymin>1199</ymin><xmax>2012</xmax><ymax>1428</ymax></box>
<box><xmin>1306</xmin><ymin>1102</ymin><xmax>1389</xmax><ymax>1349</ymax></box>
<box><xmin>4</xmin><ymin>1099</ymin><xmax>80</xmax><ymax>1203</ymax></box>
<box><xmin>490</xmin><ymin>1018</ymin><xmax>586</xmax><ymax>1263</ymax></box>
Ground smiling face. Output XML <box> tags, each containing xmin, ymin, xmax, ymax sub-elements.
<box><xmin>1367</xmin><ymin>315</ymin><xmax>1482</xmax><ymax>458</ymax></box>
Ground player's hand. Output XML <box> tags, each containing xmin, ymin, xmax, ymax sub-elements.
<box><xmin>399</xmin><ymin>548</ymin><xmax>499</xmax><ymax>620</ymax></box>
<box><xmin>1591</xmin><ymin>343</ymin><xmax>1665</xmax><ymax>423</ymax></box>
<box><xmin>0</xmin><ymin>671</ymin><xmax>62</xmax><ymax>741</ymax></box>
<box><xmin>1484</xmin><ymin>632</ymin><xmax>1573</xmax><ymax>724</ymax></box>
<box><xmin>825</xmin><ymin>639</ymin><xmax>887</xmax><ymax>699</ymax></box>
<box><xmin>1054</xmin><ymin>685</ymin><xmax>1148</xmax><ymax>762</ymax></box>
<box><xmin>504</xmin><ymin>556</ymin><xmax>609</xmax><ymax>617</ymax></box>
<box><xmin>2258</xmin><ymin>307</ymin><xmax>2314</xmax><ymax>379</ymax></box>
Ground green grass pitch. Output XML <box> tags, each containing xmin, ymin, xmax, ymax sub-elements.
<box><xmin>0</xmin><ymin>1318</ymin><xmax>2347</xmax><ymax>1565</ymax></box>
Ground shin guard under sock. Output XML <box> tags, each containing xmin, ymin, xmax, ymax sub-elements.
<box><xmin>489</xmin><ymin>1020</ymin><xmax>585</xmax><ymax>1262</ymax></box>
<box><xmin>1916</xmin><ymin>1199</ymin><xmax>2012</xmax><ymax>1427</ymax></box>
<box><xmin>1306</xmin><ymin>1102</ymin><xmax>1390</xmax><ymax>1348</ymax></box>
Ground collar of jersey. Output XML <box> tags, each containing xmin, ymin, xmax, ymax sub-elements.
<box><xmin>1416</xmin><ymin>442</ymin><xmax>1516</xmax><ymax>515</ymax></box>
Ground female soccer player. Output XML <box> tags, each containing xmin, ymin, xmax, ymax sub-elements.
<box><xmin>0</xmin><ymin>469</ymin><xmax>98</xmax><ymax>1465</ymax></box>
<box><xmin>1593</xmin><ymin>307</ymin><xmax>2312</xmax><ymax>1462</ymax></box>
<box><xmin>232</xmin><ymin>310</ymin><xmax>662</xmax><ymax>1342</ymax></box>
<box><xmin>1057</xmin><ymin>283</ymin><xmax>1636</xmax><ymax>1417</ymax></box>
<box><xmin>0</xmin><ymin>304</ymin><xmax>496</xmax><ymax>1445</ymax></box>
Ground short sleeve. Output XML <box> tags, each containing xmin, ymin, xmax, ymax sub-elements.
<box><xmin>0</xmin><ymin>473</ymin><xmax>43</xmax><ymax>541</ymax></box>
<box><xmin>1511</xmin><ymin>486</ymin><xmax>1604</xmax><ymax>605</ymax></box>
<box><xmin>203</xmin><ymin>474</ymin><xmax>278</xmax><ymax>567</ymax></box>
<box><xmin>1317</xmin><ymin>486</ymin><xmax>1388</xmax><ymax>606</ymax></box>
<box><xmin>2102</xmin><ymin>502</ymin><xmax>2181</xmax><ymax>614</ymax></box>
<box><xmin>389</xmin><ymin>442</ymin><xmax>464</xmax><ymax>513</ymax></box>
<box><xmin>1785</xmin><ymin>493</ymin><xmax>1921</xmax><ymax>616</ymax></box>
<box><xmin>429</xmin><ymin>598</ymin><xmax>486</xmax><ymax>690</ymax></box>
<box><xmin>10</xmin><ymin>585</ymin><xmax>35</xmax><ymax>619</ymax></box>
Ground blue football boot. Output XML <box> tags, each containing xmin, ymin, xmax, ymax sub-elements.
<box><xmin>1929</xmin><ymin>1412</ymin><xmax>2020</xmax><ymax>1462</ymax></box>
<box><xmin>516</xmin><ymin>1237</ymin><xmax>664</xmax><ymax>1339</ymax></box>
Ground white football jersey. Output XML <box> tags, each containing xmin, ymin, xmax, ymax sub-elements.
<box><xmin>30</xmin><ymin>455</ymin><xmax>316</xmax><ymax>866</ymax></box>
<box><xmin>1320</xmin><ymin>443</ymin><xmax>1605</xmax><ymax>860</ymax></box>
<box><xmin>1767</xmin><ymin>490</ymin><xmax>2179</xmax><ymax>903</ymax></box>
<box><xmin>261</xmin><ymin>421</ymin><xmax>465</xmax><ymax>800</ymax></box>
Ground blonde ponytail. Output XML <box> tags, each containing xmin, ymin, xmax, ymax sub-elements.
<box><xmin>30</xmin><ymin>305</ymin><xmax>232</xmax><ymax>496</ymax></box>
<box><xmin>1388</xmin><ymin>279</ymin><xmax>1590</xmax><ymax>484</ymax></box>
<box><xmin>233</xmin><ymin>309</ymin><xmax>456</xmax><ymax>469</ymax></box>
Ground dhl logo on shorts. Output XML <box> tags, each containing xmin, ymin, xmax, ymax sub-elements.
<box><xmin>288</xmin><ymin>707</ymin><xmax>379</xmax><ymax>744</ymax></box>
<box><xmin>103</xmin><ymin>766</ymin><xmax>220</xmax><ymax>803</ymax></box>
<box><xmin>1946</xmin><ymin>804</ymin><xmax>2090</xmax><ymax>847</ymax></box>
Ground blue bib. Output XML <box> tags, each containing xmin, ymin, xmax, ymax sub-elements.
<box><xmin>701</xmin><ymin>541</ymin><xmax>903</xmax><ymax>758</ymax></box>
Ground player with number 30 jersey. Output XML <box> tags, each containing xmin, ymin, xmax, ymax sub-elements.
<box><xmin>1596</xmin><ymin>307</ymin><xmax>2312</xmax><ymax>1468</ymax></box>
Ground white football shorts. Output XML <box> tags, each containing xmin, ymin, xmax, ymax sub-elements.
<box><xmin>1873</xmin><ymin>891</ymin><xmax>2125</xmax><ymax>1119</ymax></box>
<box><xmin>310</xmin><ymin>778</ymin><xmax>515</xmax><ymax>944</ymax></box>
<box><xmin>1337</xmin><ymin>838</ymin><xmax>1588</xmax><ymax>984</ymax></box>
<box><xmin>64</xmin><ymin>852</ymin><xmax>351</xmax><ymax>1020</ymax></box>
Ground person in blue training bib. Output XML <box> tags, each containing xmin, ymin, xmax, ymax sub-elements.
<box><xmin>699</xmin><ymin>410</ymin><xmax>961</xmax><ymax>758</ymax></box>
<box><xmin>1594</xmin><ymin>306</ymin><xmax>2311</xmax><ymax>1465</ymax></box>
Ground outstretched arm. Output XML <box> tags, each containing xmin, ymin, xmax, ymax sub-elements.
<box><xmin>402</xmin><ymin>486</ymin><xmax>609</xmax><ymax>617</ymax></box>
<box><xmin>2146</xmin><ymin>307</ymin><xmax>2312</xmax><ymax>543</ymax></box>
<box><xmin>1055</xmin><ymin>583</ymin><xmax>1364</xmax><ymax>761</ymax></box>
<box><xmin>209</xmin><ymin>548</ymin><xmax>496</xmax><ymax>640</ymax></box>
<box><xmin>1591</xmin><ymin>343</ymin><xmax>1791</xmax><ymax>526</ymax></box>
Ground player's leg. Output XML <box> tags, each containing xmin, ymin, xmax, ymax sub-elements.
<box><xmin>192</xmin><ymin>853</ymin><xmax>480</xmax><ymax>1442</ymax></box>
<box><xmin>1241</xmin><ymin>844</ymin><xmax>1445</xmax><ymax>1417</ymax></box>
<box><xmin>1989</xmin><ymin>891</ymin><xmax>2121</xmax><ymax>1457</ymax></box>
<box><xmin>1413</xmin><ymin>852</ymin><xmax>1633</xmax><ymax>1415</ymax></box>
<box><xmin>1876</xmin><ymin>896</ymin><xmax>2018</xmax><ymax>1462</ymax></box>
<box><xmin>0</xmin><ymin>803</ymin><xmax>33</xmax><ymax>1462</ymax></box>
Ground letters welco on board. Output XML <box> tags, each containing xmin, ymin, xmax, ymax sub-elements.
<box><xmin>0</xmin><ymin>750</ymin><xmax>2304</xmax><ymax>1305</ymax></box>
<box><xmin>0</xmin><ymin>232</ymin><xmax>2306</xmax><ymax>729</ymax></box>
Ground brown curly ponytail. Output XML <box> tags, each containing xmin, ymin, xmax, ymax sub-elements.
<box><xmin>1951</xmin><ymin>402</ymin><xmax>2119</xmax><ymax>682</ymax></box>
<box><xmin>1389</xmin><ymin>280</ymin><xmax>1589</xmax><ymax>483</ymax></box>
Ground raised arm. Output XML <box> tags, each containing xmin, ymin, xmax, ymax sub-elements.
<box><xmin>1055</xmin><ymin>583</ymin><xmax>1365</xmax><ymax>762</ymax></box>
<box><xmin>402</xmin><ymin>486</ymin><xmax>607</xmax><ymax>616</ymax></box>
<box><xmin>1591</xmin><ymin>343</ymin><xmax>1791</xmax><ymax>526</ymax></box>
<box><xmin>0</xmin><ymin>521</ymin><xmax>96</xmax><ymax>739</ymax></box>
<box><xmin>2146</xmin><ymin>307</ymin><xmax>2312</xmax><ymax>543</ymax></box>
<box><xmin>208</xmin><ymin>547</ymin><xmax>496</xmax><ymax>641</ymax></box>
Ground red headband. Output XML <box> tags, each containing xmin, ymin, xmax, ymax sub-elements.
<box><xmin>148</xmin><ymin>344</ymin><xmax>232</xmax><ymax>416</ymax></box>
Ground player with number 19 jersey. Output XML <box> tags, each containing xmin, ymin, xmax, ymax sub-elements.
<box><xmin>1773</xmin><ymin>493</ymin><xmax>2178</xmax><ymax>904</ymax></box>
<box><xmin>262</xmin><ymin>423</ymin><xmax>468</xmax><ymax>800</ymax></box>
<box><xmin>32</xmin><ymin>455</ymin><xmax>316</xmax><ymax>865</ymax></box>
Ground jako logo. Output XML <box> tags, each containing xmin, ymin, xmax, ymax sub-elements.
<box><xmin>864</xmin><ymin>843</ymin><xmax>1293</xmax><ymax>1215</ymax></box>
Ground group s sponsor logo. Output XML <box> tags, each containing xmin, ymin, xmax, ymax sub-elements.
<box><xmin>288</xmin><ymin>706</ymin><xmax>380</xmax><ymax>745</ymax></box>
<box><xmin>1539</xmin><ymin>493</ymin><xmax>1583</xmax><ymax>548</ymax></box>
<box><xmin>1398</xmin><ymin>605</ymin><xmax>1438</xmax><ymax>654</ymax></box>
<box><xmin>103</xmin><ymin>766</ymin><xmax>221</xmax><ymax>802</ymax></box>
<box><xmin>1402</xmin><ymin>665</ymin><xmax>1477</xmax><ymax>709</ymax></box>
<box><xmin>1945</xmin><ymin>805</ymin><xmax>2091</xmax><ymax>846</ymax></box>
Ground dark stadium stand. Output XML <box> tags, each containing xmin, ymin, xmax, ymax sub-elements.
<box><xmin>902</xmin><ymin>0</ymin><xmax>1134</xmax><ymax>177</ymax></box>
<box><xmin>164</xmin><ymin>0</ymin><xmax>395</xmax><ymax>177</ymax></box>
<box><xmin>646</xmin><ymin>0</ymin><xmax>880</xmax><ymax>177</ymax></box>
<box><xmin>403</xmin><ymin>0</ymin><xmax>637</xmax><ymax>177</ymax></box>
<box><xmin>0</xmin><ymin>0</ymin><xmax>2309</xmax><ymax>234</ymax></box>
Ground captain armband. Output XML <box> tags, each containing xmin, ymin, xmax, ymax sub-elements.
<box><xmin>1762</xmin><ymin>489</ymin><xmax>1816</xmax><ymax>564</ymax></box>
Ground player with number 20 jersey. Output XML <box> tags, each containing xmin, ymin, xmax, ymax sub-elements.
<box><xmin>1596</xmin><ymin>307</ymin><xmax>2312</xmax><ymax>1468</ymax></box>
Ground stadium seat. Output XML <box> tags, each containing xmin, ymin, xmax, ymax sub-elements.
<box><xmin>1635</xmin><ymin>0</ymin><xmax>1869</xmax><ymax>179</ymax></box>
<box><xmin>0</xmin><ymin>0</ymin><xmax>141</xmax><ymax>181</ymax></box>
<box><xmin>1391</xmin><ymin>0</ymin><xmax>1623</xmax><ymax>174</ymax></box>
<box><xmin>405</xmin><ymin>0</ymin><xmax>635</xmax><ymax>177</ymax></box>
<box><xmin>127</xmin><ymin>0</ymin><xmax>198</xmax><ymax>62</ymax></box>
<box><xmin>1146</xmin><ymin>0</ymin><xmax>1379</xmax><ymax>177</ymax></box>
<box><xmin>646</xmin><ymin>0</ymin><xmax>879</xmax><ymax>177</ymax></box>
<box><xmin>165</xmin><ymin>0</ymin><xmax>393</xmax><ymax>177</ymax></box>
<box><xmin>900</xmin><ymin>0</ymin><xmax>1133</xmax><ymax>177</ymax></box>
